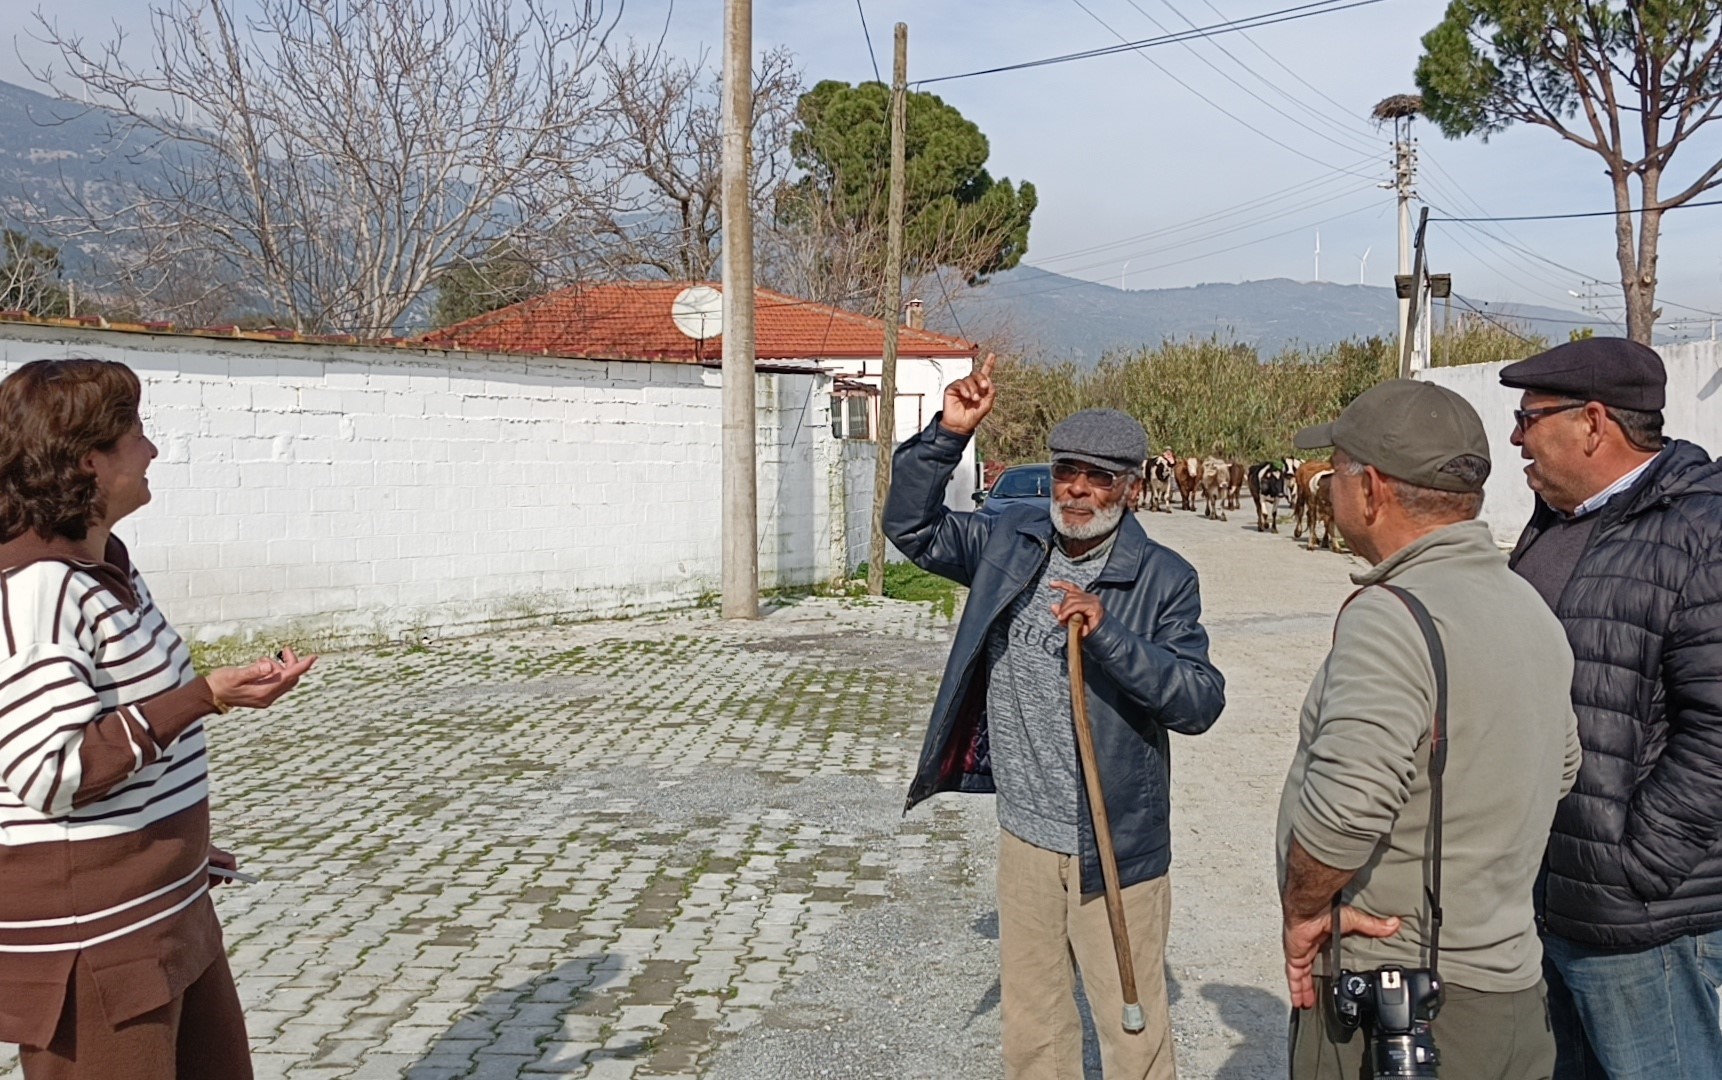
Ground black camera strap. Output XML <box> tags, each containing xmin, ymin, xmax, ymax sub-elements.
<box><xmin>1326</xmin><ymin>584</ymin><xmax>1448</xmax><ymax>978</ymax></box>
<box><xmin>1380</xmin><ymin>584</ymin><xmax>1447</xmax><ymax>975</ymax></box>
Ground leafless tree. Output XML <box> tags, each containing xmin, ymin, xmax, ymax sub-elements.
<box><xmin>593</xmin><ymin>41</ymin><xmax>800</xmax><ymax>282</ymax></box>
<box><xmin>26</xmin><ymin>0</ymin><xmax>619</xmax><ymax>334</ymax></box>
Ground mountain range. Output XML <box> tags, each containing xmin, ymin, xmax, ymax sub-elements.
<box><xmin>936</xmin><ymin>266</ymin><xmax>1604</xmax><ymax>362</ymax></box>
<box><xmin>1</xmin><ymin>76</ymin><xmax>1603</xmax><ymax>353</ymax></box>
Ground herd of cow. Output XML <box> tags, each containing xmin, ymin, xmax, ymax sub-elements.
<box><xmin>1137</xmin><ymin>454</ymin><xmax>1339</xmax><ymax>552</ymax></box>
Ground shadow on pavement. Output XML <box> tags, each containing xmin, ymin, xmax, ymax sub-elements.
<box><xmin>1204</xmin><ymin>982</ymin><xmax>1290</xmax><ymax>1079</ymax></box>
<box><xmin>405</xmin><ymin>954</ymin><xmax>644</xmax><ymax>1080</ymax></box>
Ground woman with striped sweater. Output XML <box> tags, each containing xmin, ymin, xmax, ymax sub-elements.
<box><xmin>0</xmin><ymin>359</ymin><xmax>315</xmax><ymax>1079</ymax></box>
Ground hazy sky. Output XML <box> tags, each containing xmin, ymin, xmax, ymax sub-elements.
<box><xmin>8</xmin><ymin>0</ymin><xmax>1722</xmax><ymax>331</ymax></box>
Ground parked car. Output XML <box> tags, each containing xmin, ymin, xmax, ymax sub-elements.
<box><xmin>975</xmin><ymin>463</ymin><xmax>1052</xmax><ymax>519</ymax></box>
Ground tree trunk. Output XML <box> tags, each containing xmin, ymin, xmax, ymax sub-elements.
<box><xmin>1608</xmin><ymin>166</ymin><xmax>1652</xmax><ymax>344</ymax></box>
<box><xmin>1630</xmin><ymin>166</ymin><xmax>1664</xmax><ymax>346</ymax></box>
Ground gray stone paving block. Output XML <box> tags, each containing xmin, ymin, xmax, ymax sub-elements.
<box><xmin>524</xmin><ymin>1041</ymin><xmax>598</xmax><ymax>1073</ymax></box>
<box><xmin>467</xmin><ymin>1054</ymin><xmax>539</xmax><ymax>1079</ymax></box>
<box><xmin>347</xmin><ymin>1054</ymin><xmax>424</xmax><ymax>1079</ymax></box>
<box><xmin>111</xmin><ymin>600</ymin><xmax>962</xmax><ymax>1077</ymax></box>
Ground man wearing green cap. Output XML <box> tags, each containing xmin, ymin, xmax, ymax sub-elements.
<box><xmin>1277</xmin><ymin>380</ymin><xmax>1581</xmax><ymax>1079</ymax></box>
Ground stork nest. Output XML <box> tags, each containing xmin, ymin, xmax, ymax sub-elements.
<box><xmin>1372</xmin><ymin>94</ymin><xmax>1424</xmax><ymax>121</ymax></box>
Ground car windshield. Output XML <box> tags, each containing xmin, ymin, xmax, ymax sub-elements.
<box><xmin>991</xmin><ymin>466</ymin><xmax>1052</xmax><ymax>498</ymax></box>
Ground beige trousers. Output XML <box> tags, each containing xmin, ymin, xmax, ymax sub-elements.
<box><xmin>997</xmin><ymin>829</ymin><xmax>1176</xmax><ymax>1080</ymax></box>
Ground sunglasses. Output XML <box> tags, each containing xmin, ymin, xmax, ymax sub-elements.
<box><xmin>1512</xmin><ymin>403</ymin><xmax>1585</xmax><ymax>431</ymax></box>
<box><xmin>1052</xmin><ymin>462</ymin><xmax>1128</xmax><ymax>487</ymax></box>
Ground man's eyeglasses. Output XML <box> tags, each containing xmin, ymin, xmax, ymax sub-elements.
<box><xmin>1513</xmin><ymin>403</ymin><xmax>1585</xmax><ymax>431</ymax></box>
<box><xmin>1052</xmin><ymin>462</ymin><xmax>1128</xmax><ymax>487</ymax></box>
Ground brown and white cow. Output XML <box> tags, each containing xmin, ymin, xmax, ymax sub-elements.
<box><xmin>1199</xmin><ymin>456</ymin><xmax>1230</xmax><ymax>521</ymax></box>
<box><xmin>1173</xmin><ymin>457</ymin><xmax>1201</xmax><ymax>511</ymax></box>
<box><xmin>1247</xmin><ymin>461</ymin><xmax>1286</xmax><ymax>533</ymax></box>
<box><xmin>1292</xmin><ymin>459</ymin><xmax>1337</xmax><ymax>551</ymax></box>
<box><xmin>1145</xmin><ymin>457</ymin><xmax>1176</xmax><ymax>512</ymax></box>
<box><xmin>1282</xmin><ymin>456</ymin><xmax>1306</xmax><ymax>519</ymax></box>
<box><xmin>1224</xmin><ymin>462</ymin><xmax>1247</xmax><ymax>510</ymax></box>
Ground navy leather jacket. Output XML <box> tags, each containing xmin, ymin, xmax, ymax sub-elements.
<box><xmin>886</xmin><ymin>416</ymin><xmax>1226</xmax><ymax>893</ymax></box>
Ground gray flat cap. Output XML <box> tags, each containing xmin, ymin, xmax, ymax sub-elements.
<box><xmin>1048</xmin><ymin>409</ymin><xmax>1148</xmax><ymax>472</ymax></box>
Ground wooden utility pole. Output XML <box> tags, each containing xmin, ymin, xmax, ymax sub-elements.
<box><xmin>720</xmin><ymin>0</ymin><xmax>758</xmax><ymax>619</ymax></box>
<box><xmin>1400</xmin><ymin>207</ymin><xmax>1430</xmax><ymax>378</ymax></box>
<box><xmin>868</xmin><ymin>23</ymin><xmax>908</xmax><ymax>597</ymax></box>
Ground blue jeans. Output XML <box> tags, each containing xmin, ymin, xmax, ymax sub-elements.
<box><xmin>1543</xmin><ymin>927</ymin><xmax>1722</xmax><ymax>1079</ymax></box>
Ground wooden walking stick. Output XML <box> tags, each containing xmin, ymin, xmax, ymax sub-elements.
<box><xmin>1067</xmin><ymin>614</ymin><xmax>1146</xmax><ymax>1033</ymax></box>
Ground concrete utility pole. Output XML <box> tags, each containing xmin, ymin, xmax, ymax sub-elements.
<box><xmin>1394</xmin><ymin>122</ymin><xmax>1418</xmax><ymax>350</ymax></box>
<box><xmin>867</xmin><ymin>23</ymin><xmax>908</xmax><ymax>598</ymax></box>
<box><xmin>720</xmin><ymin>0</ymin><xmax>758</xmax><ymax>619</ymax></box>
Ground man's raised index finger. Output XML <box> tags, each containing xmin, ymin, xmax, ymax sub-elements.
<box><xmin>979</xmin><ymin>352</ymin><xmax>997</xmax><ymax>379</ymax></box>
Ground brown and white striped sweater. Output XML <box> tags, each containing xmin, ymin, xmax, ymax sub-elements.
<box><xmin>0</xmin><ymin>533</ymin><xmax>224</xmax><ymax>1049</ymax></box>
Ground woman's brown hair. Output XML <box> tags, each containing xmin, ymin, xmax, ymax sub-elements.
<box><xmin>0</xmin><ymin>359</ymin><xmax>143</xmax><ymax>542</ymax></box>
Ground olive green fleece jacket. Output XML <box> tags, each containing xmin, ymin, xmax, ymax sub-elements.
<box><xmin>1277</xmin><ymin>519</ymin><xmax>1581</xmax><ymax>993</ymax></box>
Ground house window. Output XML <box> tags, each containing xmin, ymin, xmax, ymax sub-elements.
<box><xmin>832</xmin><ymin>393</ymin><xmax>872</xmax><ymax>440</ymax></box>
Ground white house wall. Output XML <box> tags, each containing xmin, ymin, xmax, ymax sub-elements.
<box><xmin>823</xmin><ymin>355</ymin><xmax>980</xmax><ymax>512</ymax></box>
<box><xmin>0</xmin><ymin>324</ymin><xmax>872</xmax><ymax>647</ymax></box>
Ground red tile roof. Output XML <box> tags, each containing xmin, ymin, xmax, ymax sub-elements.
<box><xmin>418</xmin><ymin>281</ymin><xmax>978</xmax><ymax>363</ymax></box>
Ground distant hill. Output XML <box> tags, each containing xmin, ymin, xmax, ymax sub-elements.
<box><xmin>0</xmin><ymin>77</ymin><xmax>1607</xmax><ymax>349</ymax></box>
<box><xmin>934</xmin><ymin>267</ymin><xmax>1603</xmax><ymax>363</ymax></box>
<box><xmin>0</xmin><ymin>79</ymin><xmax>181</xmax><ymax>232</ymax></box>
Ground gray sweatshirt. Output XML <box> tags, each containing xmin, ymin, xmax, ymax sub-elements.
<box><xmin>1277</xmin><ymin>520</ymin><xmax>1581</xmax><ymax>993</ymax></box>
<box><xmin>985</xmin><ymin>533</ymin><xmax>1114</xmax><ymax>854</ymax></box>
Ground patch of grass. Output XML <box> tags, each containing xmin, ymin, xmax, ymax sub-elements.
<box><xmin>853</xmin><ymin>562</ymin><xmax>962</xmax><ymax>619</ymax></box>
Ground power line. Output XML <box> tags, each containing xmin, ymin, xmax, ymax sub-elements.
<box><xmin>1123</xmin><ymin>0</ymin><xmax>1380</xmax><ymax>156</ymax></box>
<box><xmin>1060</xmin><ymin>0</ymin><xmax>1384</xmax><ymax>179</ymax></box>
<box><xmin>1031</xmin><ymin>156</ymin><xmax>1379</xmax><ymax>266</ymax></box>
<box><xmin>1425</xmin><ymin>200</ymin><xmax>1722</xmax><ymax>318</ymax></box>
<box><xmin>1431</xmin><ymin>197</ymin><xmax>1722</xmax><ymax>222</ymax></box>
<box><xmin>915</xmin><ymin>0</ymin><xmax>1391</xmax><ymax>86</ymax></box>
<box><xmin>1028</xmin><ymin>180</ymin><xmax>1382</xmax><ymax>282</ymax></box>
<box><xmin>1449</xmin><ymin>294</ymin><xmax>1540</xmax><ymax>343</ymax></box>
<box><xmin>1112</xmin><ymin>0</ymin><xmax>1379</xmax><ymax>158</ymax></box>
<box><xmin>854</xmin><ymin>0</ymin><xmax>882</xmax><ymax>84</ymax></box>
<box><xmin>1198</xmin><ymin>0</ymin><xmax>1378</xmax><ymax>138</ymax></box>
<box><xmin>972</xmin><ymin>194</ymin><xmax>1383</xmax><ymax>303</ymax></box>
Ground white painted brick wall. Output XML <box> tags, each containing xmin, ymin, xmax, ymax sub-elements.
<box><xmin>0</xmin><ymin>324</ymin><xmax>874</xmax><ymax>646</ymax></box>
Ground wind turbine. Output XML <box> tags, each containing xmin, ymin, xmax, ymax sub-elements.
<box><xmin>1356</xmin><ymin>246</ymin><xmax>1371</xmax><ymax>285</ymax></box>
<box><xmin>1313</xmin><ymin>231</ymin><xmax>1321</xmax><ymax>282</ymax></box>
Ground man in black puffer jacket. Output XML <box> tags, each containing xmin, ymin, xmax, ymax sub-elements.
<box><xmin>1500</xmin><ymin>338</ymin><xmax>1722</xmax><ymax>1080</ymax></box>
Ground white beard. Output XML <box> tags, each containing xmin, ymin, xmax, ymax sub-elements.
<box><xmin>1050</xmin><ymin>499</ymin><xmax>1125</xmax><ymax>540</ymax></box>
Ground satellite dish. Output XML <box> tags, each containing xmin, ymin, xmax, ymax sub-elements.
<box><xmin>671</xmin><ymin>286</ymin><xmax>724</xmax><ymax>340</ymax></box>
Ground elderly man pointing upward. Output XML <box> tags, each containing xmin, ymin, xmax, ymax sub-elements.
<box><xmin>885</xmin><ymin>354</ymin><xmax>1226</xmax><ymax>1079</ymax></box>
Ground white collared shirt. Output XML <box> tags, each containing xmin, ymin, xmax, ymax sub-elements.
<box><xmin>1572</xmin><ymin>452</ymin><xmax>1661</xmax><ymax>518</ymax></box>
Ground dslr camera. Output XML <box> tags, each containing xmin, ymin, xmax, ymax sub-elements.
<box><xmin>1333</xmin><ymin>964</ymin><xmax>1443</xmax><ymax>1078</ymax></box>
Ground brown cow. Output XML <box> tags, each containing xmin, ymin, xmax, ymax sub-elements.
<box><xmin>1292</xmin><ymin>459</ymin><xmax>1337</xmax><ymax>550</ymax></box>
<box><xmin>1292</xmin><ymin>459</ymin><xmax>1334</xmax><ymax>544</ymax></box>
<box><xmin>1173</xmin><ymin>456</ymin><xmax>1200</xmax><ymax>511</ymax></box>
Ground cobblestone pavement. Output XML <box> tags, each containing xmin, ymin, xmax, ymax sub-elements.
<box><xmin>0</xmin><ymin>509</ymin><xmax>1367</xmax><ymax>1079</ymax></box>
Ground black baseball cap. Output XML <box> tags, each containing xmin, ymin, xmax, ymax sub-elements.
<box><xmin>1498</xmin><ymin>337</ymin><xmax>1665</xmax><ymax>411</ymax></box>
<box><xmin>1293</xmin><ymin>379</ymin><xmax>1491</xmax><ymax>493</ymax></box>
